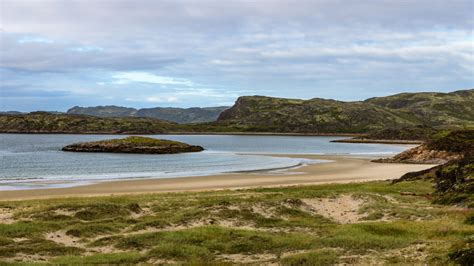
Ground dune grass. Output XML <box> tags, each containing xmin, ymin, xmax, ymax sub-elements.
<box><xmin>0</xmin><ymin>180</ymin><xmax>472</xmax><ymax>264</ymax></box>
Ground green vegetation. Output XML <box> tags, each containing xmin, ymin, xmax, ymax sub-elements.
<box><xmin>0</xmin><ymin>180</ymin><xmax>472</xmax><ymax>264</ymax></box>
<box><xmin>365</xmin><ymin>89</ymin><xmax>474</xmax><ymax>126</ymax></box>
<box><xmin>0</xmin><ymin>112</ymin><xmax>175</xmax><ymax>134</ymax></box>
<box><xmin>395</xmin><ymin>130</ymin><xmax>474</xmax><ymax>207</ymax></box>
<box><xmin>373</xmin><ymin>129</ymin><xmax>473</xmax><ymax>164</ymax></box>
<box><xmin>217</xmin><ymin>96</ymin><xmax>412</xmax><ymax>133</ymax></box>
<box><xmin>363</xmin><ymin>125</ymin><xmax>445</xmax><ymax>141</ymax></box>
<box><xmin>217</xmin><ymin>89</ymin><xmax>474</xmax><ymax>133</ymax></box>
<box><xmin>1</xmin><ymin>89</ymin><xmax>472</xmax><ymax>134</ymax></box>
<box><xmin>281</xmin><ymin>250</ymin><xmax>340</xmax><ymax>266</ymax></box>
<box><xmin>67</xmin><ymin>105</ymin><xmax>229</xmax><ymax>124</ymax></box>
<box><xmin>53</xmin><ymin>252</ymin><xmax>143</xmax><ymax>264</ymax></box>
<box><xmin>389</xmin><ymin>130</ymin><xmax>474</xmax><ymax>264</ymax></box>
<box><xmin>426</xmin><ymin>130</ymin><xmax>474</xmax><ymax>155</ymax></box>
<box><xmin>398</xmin><ymin>156</ymin><xmax>473</xmax><ymax>208</ymax></box>
<box><xmin>62</xmin><ymin>136</ymin><xmax>204</xmax><ymax>154</ymax></box>
<box><xmin>105</xmin><ymin>136</ymin><xmax>189</xmax><ymax>145</ymax></box>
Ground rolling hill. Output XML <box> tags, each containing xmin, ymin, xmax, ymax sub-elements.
<box><xmin>0</xmin><ymin>112</ymin><xmax>176</xmax><ymax>134</ymax></box>
<box><xmin>216</xmin><ymin>89</ymin><xmax>474</xmax><ymax>133</ymax></box>
<box><xmin>1</xmin><ymin>89</ymin><xmax>472</xmax><ymax>134</ymax></box>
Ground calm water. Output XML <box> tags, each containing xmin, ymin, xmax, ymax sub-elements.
<box><xmin>0</xmin><ymin>134</ymin><xmax>409</xmax><ymax>190</ymax></box>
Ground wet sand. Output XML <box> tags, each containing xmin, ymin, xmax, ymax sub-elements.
<box><xmin>0</xmin><ymin>154</ymin><xmax>436</xmax><ymax>201</ymax></box>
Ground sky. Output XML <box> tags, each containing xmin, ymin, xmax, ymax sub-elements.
<box><xmin>0</xmin><ymin>0</ymin><xmax>473</xmax><ymax>111</ymax></box>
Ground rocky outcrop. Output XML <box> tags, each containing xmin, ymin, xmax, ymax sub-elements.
<box><xmin>62</xmin><ymin>136</ymin><xmax>204</xmax><ymax>154</ymax></box>
<box><xmin>373</xmin><ymin>144</ymin><xmax>462</xmax><ymax>164</ymax></box>
<box><xmin>393</xmin><ymin>152</ymin><xmax>473</xmax><ymax>208</ymax></box>
<box><xmin>391</xmin><ymin>130</ymin><xmax>474</xmax><ymax>207</ymax></box>
<box><xmin>374</xmin><ymin>130</ymin><xmax>473</xmax><ymax>164</ymax></box>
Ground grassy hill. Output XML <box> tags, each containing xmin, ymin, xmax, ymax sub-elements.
<box><xmin>217</xmin><ymin>89</ymin><xmax>474</xmax><ymax>133</ymax></box>
<box><xmin>1</xmin><ymin>89</ymin><xmax>473</xmax><ymax>134</ymax></box>
<box><xmin>67</xmin><ymin>106</ymin><xmax>229</xmax><ymax>124</ymax></box>
<box><xmin>0</xmin><ymin>112</ymin><xmax>176</xmax><ymax>134</ymax></box>
<box><xmin>365</xmin><ymin>89</ymin><xmax>474</xmax><ymax>127</ymax></box>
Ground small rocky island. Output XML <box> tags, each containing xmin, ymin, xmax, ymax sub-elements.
<box><xmin>62</xmin><ymin>136</ymin><xmax>204</xmax><ymax>154</ymax></box>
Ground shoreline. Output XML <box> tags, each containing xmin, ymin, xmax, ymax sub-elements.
<box><xmin>0</xmin><ymin>131</ymin><xmax>364</xmax><ymax>137</ymax></box>
<box><xmin>331</xmin><ymin>138</ymin><xmax>423</xmax><ymax>144</ymax></box>
<box><xmin>0</xmin><ymin>154</ymin><xmax>436</xmax><ymax>201</ymax></box>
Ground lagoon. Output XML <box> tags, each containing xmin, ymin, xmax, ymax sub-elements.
<box><xmin>0</xmin><ymin>134</ymin><xmax>409</xmax><ymax>190</ymax></box>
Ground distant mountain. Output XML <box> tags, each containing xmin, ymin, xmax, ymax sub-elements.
<box><xmin>217</xmin><ymin>89</ymin><xmax>474</xmax><ymax>133</ymax></box>
<box><xmin>67</xmin><ymin>106</ymin><xmax>137</xmax><ymax>118</ymax></box>
<box><xmin>0</xmin><ymin>111</ymin><xmax>64</xmax><ymax>115</ymax></box>
<box><xmin>0</xmin><ymin>111</ymin><xmax>24</xmax><ymax>115</ymax></box>
<box><xmin>135</xmin><ymin>107</ymin><xmax>230</xmax><ymax>124</ymax></box>
<box><xmin>67</xmin><ymin>105</ymin><xmax>229</xmax><ymax>124</ymax></box>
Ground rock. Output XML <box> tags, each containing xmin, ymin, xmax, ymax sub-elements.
<box><xmin>62</xmin><ymin>136</ymin><xmax>204</xmax><ymax>154</ymax></box>
<box><xmin>373</xmin><ymin>144</ymin><xmax>462</xmax><ymax>164</ymax></box>
<box><xmin>375</xmin><ymin>130</ymin><xmax>473</xmax><ymax>164</ymax></box>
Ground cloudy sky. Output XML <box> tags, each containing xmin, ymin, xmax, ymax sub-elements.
<box><xmin>1</xmin><ymin>0</ymin><xmax>473</xmax><ymax>111</ymax></box>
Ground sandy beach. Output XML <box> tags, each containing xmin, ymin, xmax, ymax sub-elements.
<box><xmin>0</xmin><ymin>154</ymin><xmax>436</xmax><ymax>201</ymax></box>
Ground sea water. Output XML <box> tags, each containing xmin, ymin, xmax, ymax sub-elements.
<box><xmin>0</xmin><ymin>134</ymin><xmax>410</xmax><ymax>190</ymax></box>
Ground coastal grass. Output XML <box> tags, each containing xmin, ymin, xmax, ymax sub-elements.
<box><xmin>281</xmin><ymin>249</ymin><xmax>341</xmax><ymax>266</ymax></box>
<box><xmin>0</xmin><ymin>180</ymin><xmax>472</xmax><ymax>264</ymax></box>
<box><xmin>104</xmin><ymin>136</ymin><xmax>192</xmax><ymax>146</ymax></box>
<box><xmin>53</xmin><ymin>252</ymin><xmax>143</xmax><ymax>264</ymax></box>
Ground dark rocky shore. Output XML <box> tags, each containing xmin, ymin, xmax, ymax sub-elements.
<box><xmin>373</xmin><ymin>144</ymin><xmax>462</xmax><ymax>164</ymax></box>
<box><xmin>62</xmin><ymin>136</ymin><xmax>204</xmax><ymax>154</ymax></box>
<box><xmin>373</xmin><ymin>130</ymin><xmax>472</xmax><ymax>164</ymax></box>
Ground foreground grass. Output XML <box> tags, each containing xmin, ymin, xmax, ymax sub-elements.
<box><xmin>0</xmin><ymin>180</ymin><xmax>472</xmax><ymax>265</ymax></box>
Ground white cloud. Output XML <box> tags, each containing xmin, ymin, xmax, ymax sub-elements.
<box><xmin>69</xmin><ymin>46</ymin><xmax>104</xmax><ymax>52</ymax></box>
<box><xmin>144</xmin><ymin>96</ymin><xmax>179</xmax><ymax>103</ymax></box>
<box><xmin>1</xmin><ymin>0</ymin><xmax>473</xmax><ymax>111</ymax></box>
<box><xmin>17</xmin><ymin>36</ymin><xmax>54</xmax><ymax>44</ymax></box>
<box><xmin>125</xmin><ymin>95</ymin><xmax>179</xmax><ymax>104</ymax></box>
<box><xmin>259</xmin><ymin>41</ymin><xmax>473</xmax><ymax>61</ymax></box>
<box><xmin>111</xmin><ymin>72</ymin><xmax>194</xmax><ymax>86</ymax></box>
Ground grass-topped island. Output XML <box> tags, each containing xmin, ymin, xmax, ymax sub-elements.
<box><xmin>62</xmin><ymin>136</ymin><xmax>204</xmax><ymax>154</ymax></box>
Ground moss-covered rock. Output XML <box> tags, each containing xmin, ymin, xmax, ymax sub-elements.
<box><xmin>375</xmin><ymin>130</ymin><xmax>473</xmax><ymax>164</ymax></box>
<box><xmin>431</xmin><ymin>157</ymin><xmax>474</xmax><ymax>207</ymax></box>
<box><xmin>62</xmin><ymin>136</ymin><xmax>204</xmax><ymax>154</ymax></box>
<box><xmin>393</xmin><ymin>130</ymin><xmax>474</xmax><ymax>207</ymax></box>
